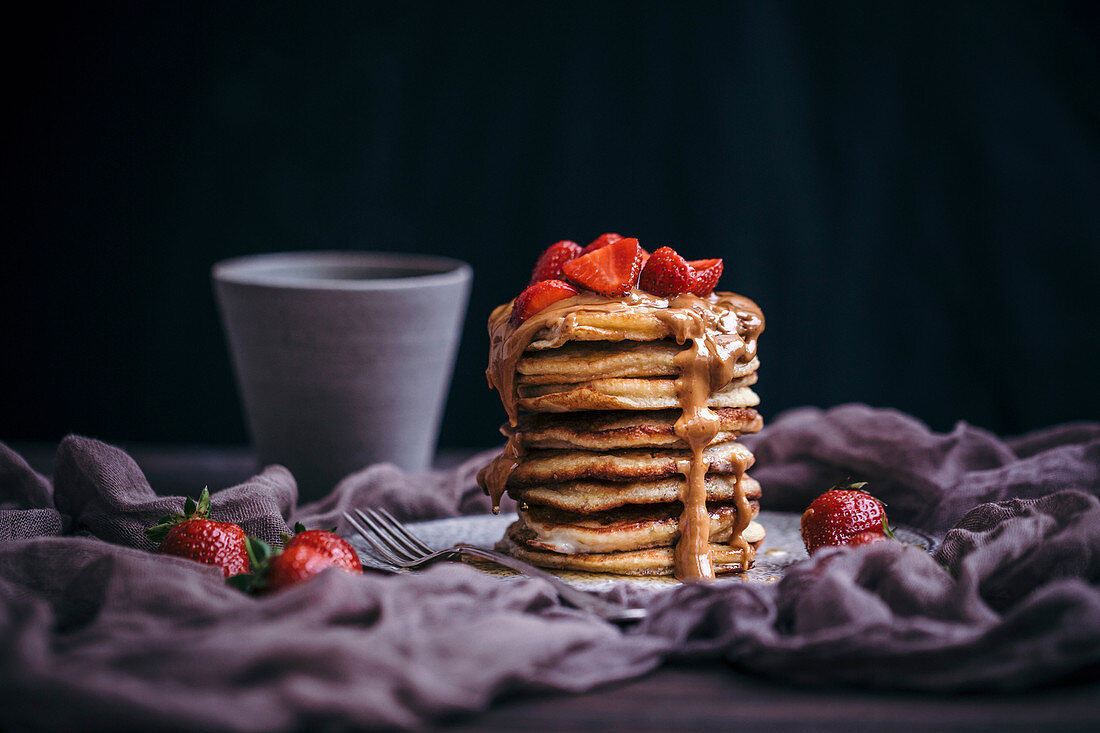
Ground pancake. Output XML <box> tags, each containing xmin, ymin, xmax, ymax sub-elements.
<box><xmin>512</xmin><ymin>474</ymin><xmax>762</xmax><ymax>513</ymax></box>
<box><xmin>523</xmin><ymin>291</ymin><xmax>764</xmax><ymax>351</ymax></box>
<box><xmin>508</xmin><ymin>407</ymin><xmax>762</xmax><ymax>450</ymax></box>
<box><xmin>516</xmin><ymin>501</ymin><xmax>760</xmax><ymax>553</ymax></box>
<box><xmin>516</xmin><ymin>373</ymin><xmax>759</xmax><ymax>412</ymax></box>
<box><xmin>516</xmin><ymin>339</ymin><xmax>759</xmax><ymax>385</ymax></box>
<box><xmin>499</xmin><ymin>520</ymin><xmax>766</xmax><ymax>576</ymax></box>
<box><xmin>501</xmin><ymin>439</ymin><xmax>755</xmax><ymax>487</ymax></box>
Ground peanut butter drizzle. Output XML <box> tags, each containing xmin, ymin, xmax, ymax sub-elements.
<box><xmin>483</xmin><ymin>289</ymin><xmax>764</xmax><ymax>577</ymax></box>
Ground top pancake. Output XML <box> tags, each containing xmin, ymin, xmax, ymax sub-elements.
<box><xmin>516</xmin><ymin>339</ymin><xmax>760</xmax><ymax>385</ymax></box>
<box><xmin>521</xmin><ymin>291</ymin><xmax>764</xmax><ymax>351</ymax></box>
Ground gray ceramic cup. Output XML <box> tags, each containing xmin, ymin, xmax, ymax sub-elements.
<box><xmin>213</xmin><ymin>251</ymin><xmax>472</xmax><ymax>501</ymax></box>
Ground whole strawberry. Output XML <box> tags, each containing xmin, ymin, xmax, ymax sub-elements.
<box><xmin>284</xmin><ymin>522</ymin><xmax>362</xmax><ymax>572</ymax></box>
<box><xmin>266</xmin><ymin>544</ymin><xmax>336</xmax><ymax>592</ymax></box>
<box><xmin>145</xmin><ymin>488</ymin><xmax>249</xmax><ymax>577</ymax></box>
<box><xmin>800</xmin><ymin>482</ymin><xmax>895</xmax><ymax>554</ymax></box>
<box><xmin>229</xmin><ymin>527</ymin><xmax>362</xmax><ymax>593</ymax></box>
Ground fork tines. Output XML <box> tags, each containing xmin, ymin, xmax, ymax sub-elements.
<box><xmin>343</xmin><ymin>508</ymin><xmax>434</xmax><ymax>567</ymax></box>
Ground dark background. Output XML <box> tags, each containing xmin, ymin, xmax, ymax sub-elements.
<box><xmin>3</xmin><ymin>1</ymin><xmax>1099</xmax><ymax>452</ymax></box>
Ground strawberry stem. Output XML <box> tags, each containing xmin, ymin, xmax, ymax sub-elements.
<box><xmin>143</xmin><ymin>487</ymin><xmax>214</xmax><ymax>544</ymax></box>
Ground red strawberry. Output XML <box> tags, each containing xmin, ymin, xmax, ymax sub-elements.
<box><xmin>848</xmin><ymin>531</ymin><xmax>888</xmax><ymax>548</ymax></box>
<box><xmin>800</xmin><ymin>482</ymin><xmax>895</xmax><ymax>554</ymax></box>
<box><xmin>639</xmin><ymin>246</ymin><xmax>695</xmax><ymax>297</ymax></box>
<box><xmin>510</xmin><ymin>279</ymin><xmax>580</xmax><ymax>326</ymax></box>
<box><xmin>265</xmin><ymin>544</ymin><xmax>336</xmax><ymax>592</ymax></box>
<box><xmin>145</xmin><ymin>488</ymin><xmax>249</xmax><ymax>577</ymax></box>
<box><xmin>229</xmin><ymin>533</ymin><xmax>359</xmax><ymax>593</ymax></box>
<box><xmin>562</xmin><ymin>237</ymin><xmax>644</xmax><ymax>297</ymax></box>
<box><xmin>285</xmin><ymin>522</ymin><xmax>362</xmax><ymax>572</ymax></box>
<box><xmin>530</xmin><ymin>240</ymin><xmax>582</xmax><ymax>284</ymax></box>
<box><xmin>688</xmin><ymin>258</ymin><xmax>723</xmax><ymax>296</ymax></box>
<box><xmin>581</xmin><ymin>232</ymin><xmax>623</xmax><ymax>255</ymax></box>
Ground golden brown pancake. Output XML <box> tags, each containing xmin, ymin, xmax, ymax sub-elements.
<box><xmin>522</xmin><ymin>291</ymin><xmax>764</xmax><ymax>352</ymax></box>
<box><xmin>511</xmin><ymin>473</ymin><xmax>761</xmax><ymax>513</ymax></box>
<box><xmin>516</xmin><ymin>339</ymin><xmax>759</xmax><ymax>385</ymax></box>
<box><xmin>508</xmin><ymin>407</ymin><xmax>762</xmax><ymax>450</ymax></box>
<box><xmin>516</xmin><ymin>373</ymin><xmax>758</xmax><ymax>412</ymax></box>
<box><xmin>516</xmin><ymin>501</ymin><xmax>760</xmax><ymax>553</ymax></box>
<box><xmin>498</xmin><ymin>520</ymin><xmax>766</xmax><ymax>576</ymax></box>
<box><xmin>500</xmin><ymin>439</ymin><xmax>755</xmax><ymax>487</ymax></box>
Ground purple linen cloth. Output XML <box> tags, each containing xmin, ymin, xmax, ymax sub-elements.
<box><xmin>1</xmin><ymin>404</ymin><xmax>1099</xmax><ymax>730</ymax></box>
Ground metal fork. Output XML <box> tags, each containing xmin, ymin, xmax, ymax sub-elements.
<box><xmin>343</xmin><ymin>508</ymin><xmax>647</xmax><ymax>625</ymax></box>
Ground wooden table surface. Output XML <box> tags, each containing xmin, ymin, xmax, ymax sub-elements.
<box><xmin>13</xmin><ymin>442</ymin><xmax>1100</xmax><ymax>732</ymax></box>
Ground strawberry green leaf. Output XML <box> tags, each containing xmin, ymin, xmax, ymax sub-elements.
<box><xmin>195</xmin><ymin>487</ymin><xmax>211</xmax><ymax>518</ymax></box>
<box><xmin>882</xmin><ymin>515</ymin><xmax>898</xmax><ymax>540</ymax></box>
<box><xmin>226</xmin><ymin>574</ymin><xmax>255</xmax><ymax>593</ymax></box>
<box><xmin>246</xmin><ymin>537</ymin><xmax>273</xmax><ymax>569</ymax></box>
<box><xmin>294</xmin><ymin>522</ymin><xmax>307</xmax><ymax>534</ymax></box>
<box><xmin>144</xmin><ymin>522</ymin><xmax>173</xmax><ymax>544</ymax></box>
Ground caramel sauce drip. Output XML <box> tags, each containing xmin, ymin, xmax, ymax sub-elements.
<box><xmin>482</xmin><ymin>289</ymin><xmax>764</xmax><ymax>575</ymax></box>
<box><xmin>480</xmin><ymin>433</ymin><xmax>520</xmax><ymax>514</ymax></box>
<box><xmin>672</xmin><ymin>338</ymin><xmax>720</xmax><ymax>580</ymax></box>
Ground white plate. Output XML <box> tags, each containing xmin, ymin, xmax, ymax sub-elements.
<box><xmin>347</xmin><ymin>510</ymin><xmax>938</xmax><ymax>591</ymax></box>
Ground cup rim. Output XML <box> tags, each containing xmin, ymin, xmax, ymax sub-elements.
<box><xmin>211</xmin><ymin>251</ymin><xmax>472</xmax><ymax>291</ymax></box>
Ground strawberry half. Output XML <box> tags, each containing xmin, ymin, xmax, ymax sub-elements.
<box><xmin>145</xmin><ymin>488</ymin><xmax>249</xmax><ymax>578</ymax></box>
<box><xmin>639</xmin><ymin>246</ymin><xmax>695</xmax><ymax>297</ymax></box>
<box><xmin>562</xmin><ymin>237</ymin><xmax>644</xmax><ymax>297</ymax></box>
<box><xmin>688</xmin><ymin>258</ymin><xmax>723</xmax><ymax>296</ymax></box>
<box><xmin>530</xmin><ymin>240</ymin><xmax>582</xmax><ymax>284</ymax></box>
<box><xmin>510</xmin><ymin>279</ymin><xmax>580</xmax><ymax>326</ymax></box>
<box><xmin>800</xmin><ymin>482</ymin><xmax>896</xmax><ymax>555</ymax></box>
<box><xmin>580</xmin><ymin>232</ymin><xmax>623</xmax><ymax>255</ymax></box>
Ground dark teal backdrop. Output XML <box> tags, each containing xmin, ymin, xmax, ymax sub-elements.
<box><xmin>3</xmin><ymin>1</ymin><xmax>1098</xmax><ymax>448</ymax></box>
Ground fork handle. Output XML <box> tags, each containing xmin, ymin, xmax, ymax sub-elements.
<box><xmin>451</xmin><ymin>544</ymin><xmax>639</xmax><ymax>621</ymax></box>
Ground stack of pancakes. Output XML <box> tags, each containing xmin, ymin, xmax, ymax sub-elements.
<box><xmin>479</xmin><ymin>291</ymin><xmax>765</xmax><ymax>578</ymax></box>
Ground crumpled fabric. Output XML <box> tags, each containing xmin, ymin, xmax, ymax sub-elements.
<box><xmin>1</xmin><ymin>404</ymin><xmax>1098</xmax><ymax>730</ymax></box>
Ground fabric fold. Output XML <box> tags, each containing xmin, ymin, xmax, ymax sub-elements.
<box><xmin>1</xmin><ymin>404</ymin><xmax>1098</xmax><ymax>730</ymax></box>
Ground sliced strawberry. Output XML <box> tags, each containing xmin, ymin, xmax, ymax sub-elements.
<box><xmin>510</xmin><ymin>279</ymin><xmax>580</xmax><ymax>326</ymax></box>
<box><xmin>562</xmin><ymin>238</ymin><xmax>644</xmax><ymax>297</ymax></box>
<box><xmin>639</xmin><ymin>246</ymin><xmax>695</xmax><ymax>297</ymax></box>
<box><xmin>530</xmin><ymin>240</ymin><xmax>582</xmax><ymax>284</ymax></box>
<box><xmin>688</xmin><ymin>258</ymin><xmax>723</xmax><ymax>296</ymax></box>
<box><xmin>580</xmin><ymin>232</ymin><xmax>623</xmax><ymax>255</ymax></box>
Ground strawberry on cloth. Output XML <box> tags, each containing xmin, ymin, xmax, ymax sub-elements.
<box><xmin>145</xmin><ymin>488</ymin><xmax>250</xmax><ymax>577</ymax></box>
